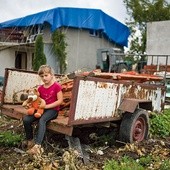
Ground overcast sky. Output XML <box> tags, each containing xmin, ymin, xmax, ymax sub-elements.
<box><xmin>0</xmin><ymin>0</ymin><xmax>127</xmax><ymax>24</ymax></box>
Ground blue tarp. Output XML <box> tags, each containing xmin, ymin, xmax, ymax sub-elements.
<box><xmin>0</xmin><ymin>7</ymin><xmax>130</xmax><ymax>47</ymax></box>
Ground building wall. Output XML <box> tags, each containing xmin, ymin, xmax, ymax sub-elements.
<box><xmin>0</xmin><ymin>47</ymin><xmax>34</xmax><ymax>77</ymax></box>
<box><xmin>44</xmin><ymin>43</ymin><xmax>59</xmax><ymax>73</ymax></box>
<box><xmin>0</xmin><ymin>49</ymin><xmax>15</xmax><ymax>77</ymax></box>
<box><xmin>43</xmin><ymin>23</ymin><xmax>60</xmax><ymax>73</ymax></box>
<box><xmin>44</xmin><ymin>26</ymin><xmax>116</xmax><ymax>74</ymax></box>
<box><xmin>146</xmin><ymin>20</ymin><xmax>170</xmax><ymax>64</ymax></box>
<box><xmin>65</xmin><ymin>28</ymin><xmax>115</xmax><ymax>73</ymax></box>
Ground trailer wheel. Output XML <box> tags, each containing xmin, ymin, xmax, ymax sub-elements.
<box><xmin>119</xmin><ymin>109</ymin><xmax>149</xmax><ymax>143</ymax></box>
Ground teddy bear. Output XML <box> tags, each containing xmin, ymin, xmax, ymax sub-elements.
<box><xmin>22</xmin><ymin>88</ymin><xmax>46</xmax><ymax>118</ymax></box>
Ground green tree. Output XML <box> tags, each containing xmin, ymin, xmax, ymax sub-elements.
<box><xmin>124</xmin><ymin>0</ymin><xmax>170</xmax><ymax>54</ymax></box>
<box><xmin>33</xmin><ymin>35</ymin><xmax>46</xmax><ymax>71</ymax></box>
<box><xmin>52</xmin><ymin>29</ymin><xmax>67</xmax><ymax>74</ymax></box>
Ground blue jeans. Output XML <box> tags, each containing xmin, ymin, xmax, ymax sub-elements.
<box><xmin>23</xmin><ymin>109</ymin><xmax>58</xmax><ymax>145</ymax></box>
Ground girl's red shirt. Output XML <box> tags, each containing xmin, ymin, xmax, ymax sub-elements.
<box><xmin>38</xmin><ymin>82</ymin><xmax>62</xmax><ymax>111</ymax></box>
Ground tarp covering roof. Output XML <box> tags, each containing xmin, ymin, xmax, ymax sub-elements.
<box><xmin>0</xmin><ymin>7</ymin><xmax>130</xmax><ymax>47</ymax></box>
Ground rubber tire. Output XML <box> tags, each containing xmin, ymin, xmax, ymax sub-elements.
<box><xmin>119</xmin><ymin>109</ymin><xmax>149</xmax><ymax>143</ymax></box>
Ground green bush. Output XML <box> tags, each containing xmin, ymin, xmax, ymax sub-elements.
<box><xmin>139</xmin><ymin>155</ymin><xmax>152</xmax><ymax>167</ymax></box>
<box><xmin>0</xmin><ymin>131</ymin><xmax>22</xmax><ymax>146</ymax></box>
<box><xmin>160</xmin><ymin>159</ymin><xmax>170</xmax><ymax>170</ymax></box>
<box><xmin>150</xmin><ymin>109</ymin><xmax>170</xmax><ymax>137</ymax></box>
<box><xmin>33</xmin><ymin>34</ymin><xmax>46</xmax><ymax>71</ymax></box>
<box><xmin>52</xmin><ymin>29</ymin><xmax>67</xmax><ymax>74</ymax></box>
<box><xmin>104</xmin><ymin>155</ymin><xmax>170</xmax><ymax>170</ymax></box>
<box><xmin>104</xmin><ymin>156</ymin><xmax>144</xmax><ymax>170</ymax></box>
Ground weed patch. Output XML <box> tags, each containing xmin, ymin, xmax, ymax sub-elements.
<box><xmin>150</xmin><ymin>109</ymin><xmax>170</xmax><ymax>137</ymax></box>
<box><xmin>0</xmin><ymin>131</ymin><xmax>23</xmax><ymax>146</ymax></box>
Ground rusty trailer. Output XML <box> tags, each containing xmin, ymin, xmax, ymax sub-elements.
<box><xmin>0</xmin><ymin>68</ymin><xmax>166</xmax><ymax>143</ymax></box>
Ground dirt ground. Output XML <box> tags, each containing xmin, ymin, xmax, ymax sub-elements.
<box><xmin>0</xmin><ymin>114</ymin><xmax>170</xmax><ymax>170</ymax></box>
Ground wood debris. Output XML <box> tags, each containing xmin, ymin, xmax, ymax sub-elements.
<box><xmin>59</xmin><ymin>79</ymin><xmax>74</xmax><ymax>117</ymax></box>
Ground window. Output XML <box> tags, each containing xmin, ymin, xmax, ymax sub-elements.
<box><xmin>89</xmin><ymin>30</ymin><xmax>102</xmax><ymax>38</ymax></box>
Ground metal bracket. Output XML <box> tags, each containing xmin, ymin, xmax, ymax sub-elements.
<box><xmin>65</xmin><ymin>135</ymin><xmax>89</xmax><ymax>164</ymax></box>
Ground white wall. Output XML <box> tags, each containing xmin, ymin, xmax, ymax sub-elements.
<box><xmin>0</xmin><ymin>49</ymin><xmax>15</xmax><ymax>77</ymax></box>
<box><xmin>44</xmin><ymin>43</ymin><xmax>59</xmax><ymax>73</ymax></box>
<box><xmin>43</xmin><ymin>27</ymin><xmax>116</xmax><ymax>74</ymax></box>
<box><xmin>0</xmin><ymin>46</ymin><xmax>34</xmax><ymax>77</ymax></box>
<box><xmin>43</xmin><ymin>23</ymin><xmax>60</xmax><ymax>73</ymax></box>
<box><xmin>146</xmin><ymin>20</ymin><xmax>170</xmax><ymax>64</ymax></box>
<box><xmin>65</xmin><ymin>28</ymin><xmax>115</xmax><ymax>73</ymax></box>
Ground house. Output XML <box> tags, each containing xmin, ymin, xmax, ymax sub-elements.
<box><xmin>0</xmin><ymin>7</ymin><xmax>130</xmax><ymax>76</ymax></box>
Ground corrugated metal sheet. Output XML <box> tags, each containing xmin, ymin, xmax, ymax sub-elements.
<box><xmin>4</xmin><ymin>70</ymin><xmax>42</xmax><ymax>103</ymax></box>
<box><xmin>73</xmin><ymin>79</ymin><xmax>165</xmax><ymax>121</ymax></box>
<box><xmin>121</xmin><ymin>85</ymin><xmax>165</xmax><ymax>112</ymax></box>
<box><xmin>74</xmin><ymin>80</ymin><xmax>118</xmax><ymax>120</ymax></box>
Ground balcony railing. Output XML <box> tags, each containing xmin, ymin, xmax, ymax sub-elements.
<box><xmin>0</xmin><ymin>28</ymin><xmax>25</xmax><ymax>43</ymax></box>
<box><xmin>0</xmin><ymin>28</ymin><xmax>42</xmax><ymax>43</ymax></box>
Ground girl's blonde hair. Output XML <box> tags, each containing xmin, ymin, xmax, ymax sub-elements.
<box><xmin>38</xmin><ymin>65</ymin><xmax>54</xmax><ymax>76</ymax></box>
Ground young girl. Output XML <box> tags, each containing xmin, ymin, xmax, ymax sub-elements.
<box><xmin>23</xmin><ymin>65</ymin><xmax>63</xmax><ymax>155</ymax></box>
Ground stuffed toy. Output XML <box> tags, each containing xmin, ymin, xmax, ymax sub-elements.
<box><xmin>22</xmin><ymin>88</ymin><xmax>46</xmax><ymax>118</ymax></box>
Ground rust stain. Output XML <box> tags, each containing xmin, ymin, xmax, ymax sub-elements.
<box><xmin>97</xmin><ymin>82</ymin><xmax>108</xmax><ymax>88</ymax></box>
